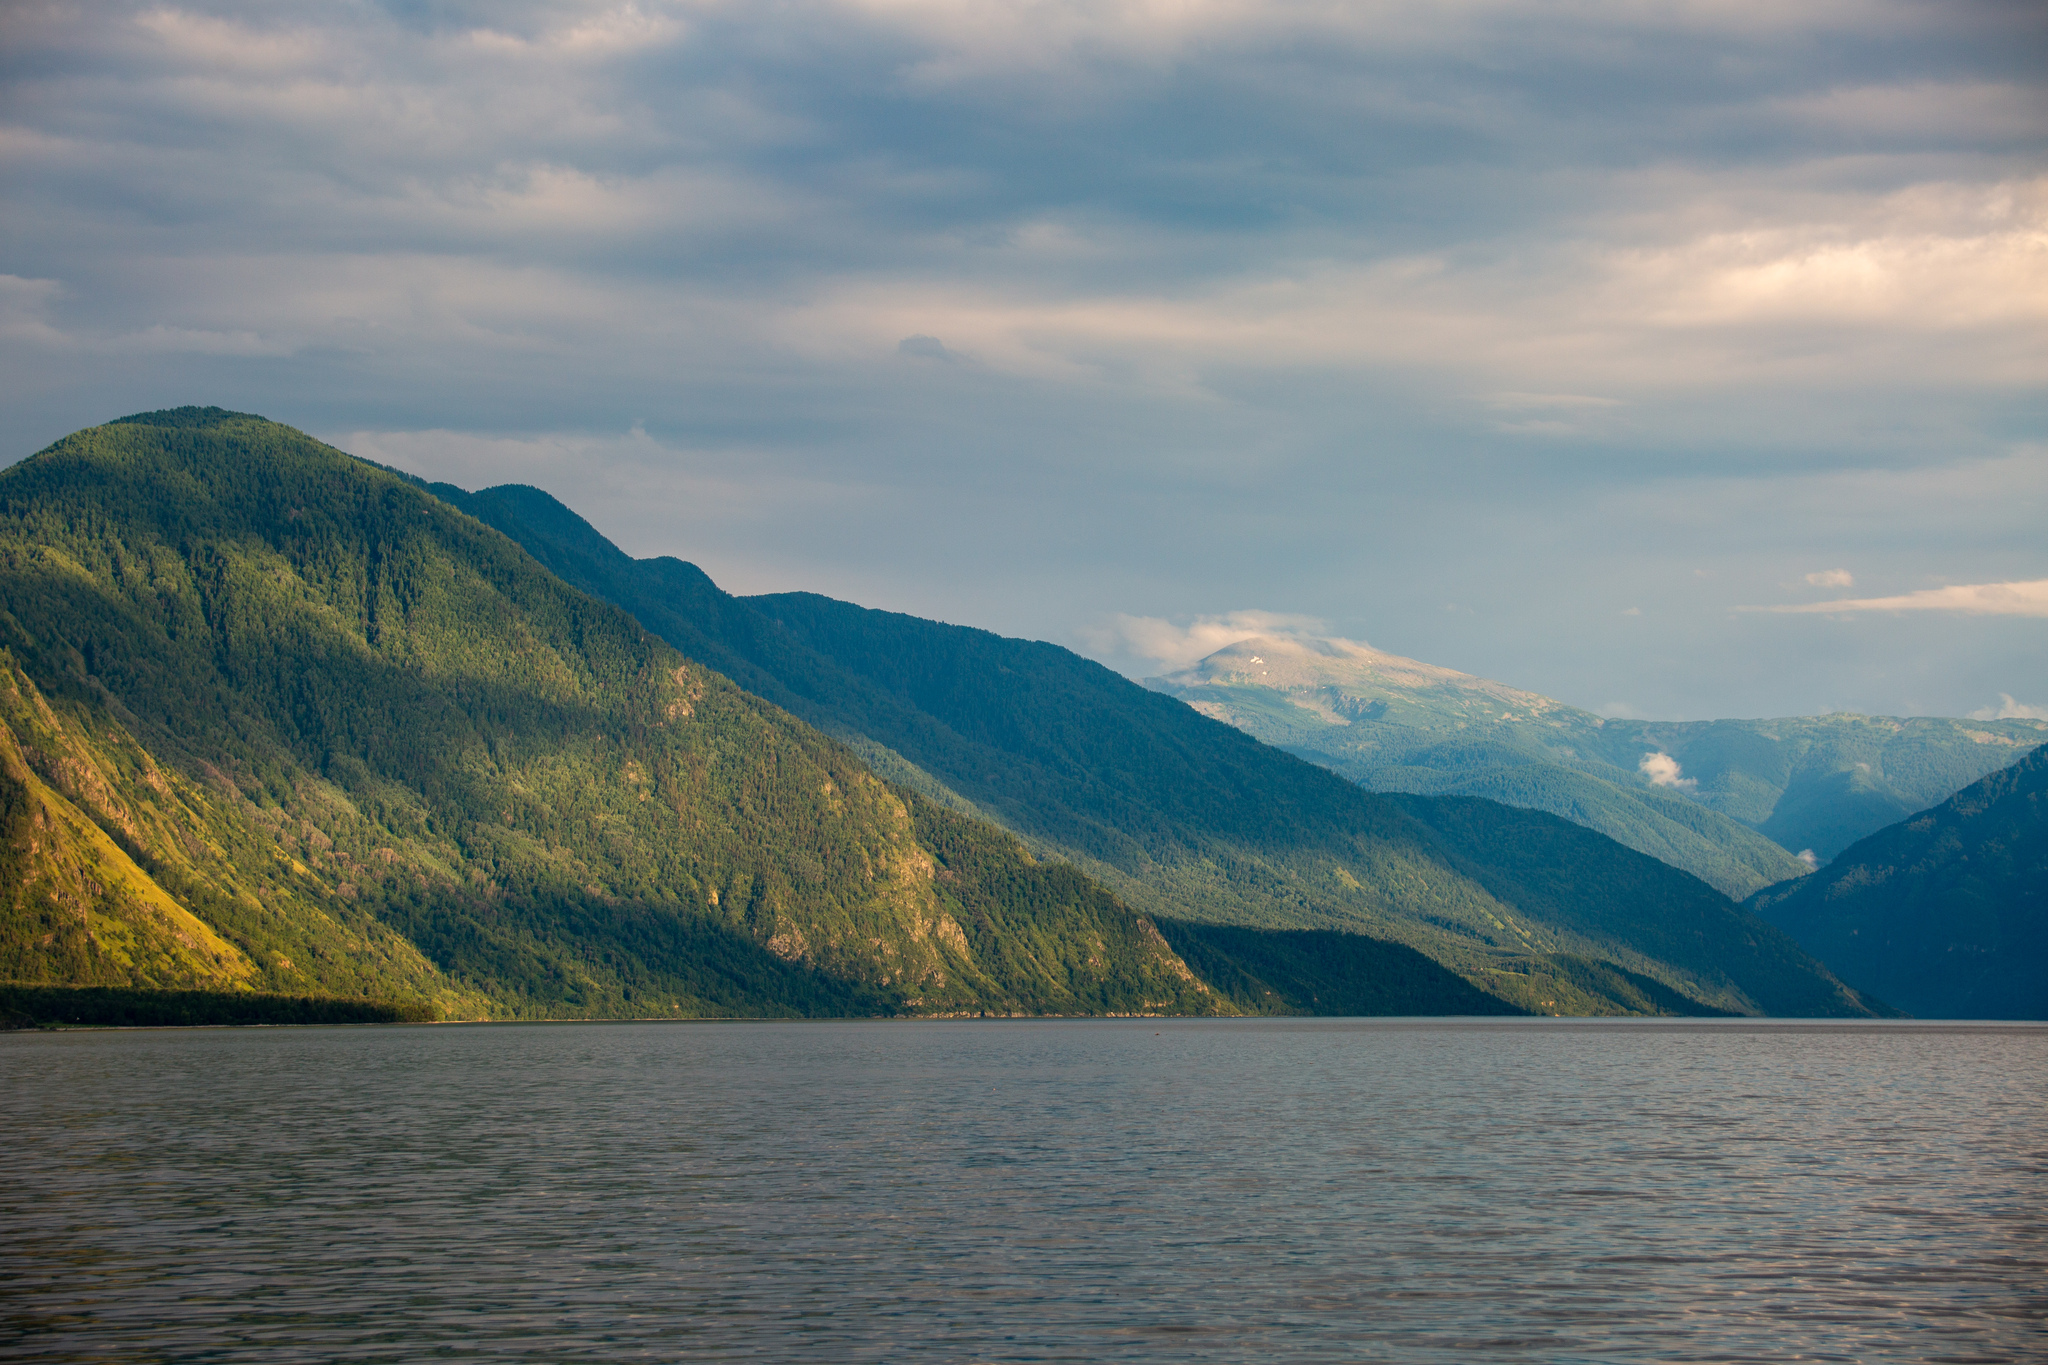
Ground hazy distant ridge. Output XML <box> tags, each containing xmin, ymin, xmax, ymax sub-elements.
<box><xmin>1146</xmin><ymin>634</ymin><xmax>2046</xmax><ymax>895</ymax></box>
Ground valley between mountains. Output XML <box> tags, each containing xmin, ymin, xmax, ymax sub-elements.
<box><xmin>2</xmin><ymin>410</ymin><xmax>2038</xmax><ymax>1022</ymax></box>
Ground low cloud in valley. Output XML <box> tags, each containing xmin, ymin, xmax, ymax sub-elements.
<box><xmin>1639</xmin><ymin>752</ymin><xmax>1699</xmax><ymax>793</ymax></box>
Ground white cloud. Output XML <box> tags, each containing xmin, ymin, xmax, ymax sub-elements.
<box><xmin>1969</xmin><ymin>693</ymin><xmax>2048</xmax><ymax>721</ymax></box>
<box><xmin>1619</xmin><ymin>187</ymin><xmax>2048</xmax><ymax>340</ymax></box>
<box><xmin>464</xmin><ymin>3</ymin><xmax>692</xmax><ymax>59</ymax></box>
<box><xmin>1805</xmin><ymin>568</ymin><xmax>1854</xmax><ymax>587</ymax></box>
<box><xmin>1640</xmin><ymin>751</ymin><xmax>1697</xmax><ymax>791</ymax></box>
<box><xmin>1796</xmin><ymin>849</ymin><xmax>1818</xmax><ymax>869</ymax></box>
<box><xmin>1746</xmin><ymin>579</ymin><xmax>2048</xmax><ymax>617</ymax></box>
<box><xmin>1486</xmin><ymin>392</ymin><xmax>1624</xmax><ymax>410</ymax></box>
<box><xmin>1076</xmin><ymin>610</ymin><xmax>1330</xmax><ymax>672</ymax></box>
<box><xmin>769</xmin><ymin>174</ymin><xmax>2048</xmax><ymax>406</ymax></box>
<box><xmin>838</xmin><ymin>0</ymin><xmax>1932</xmax><ymax>81</ymax></box>
<box><xmin>0</xmin><ymin>275</ymin><xmax>67</xmax><ymax>347</ymax></box>
<box><xmin>1776</xmin><ymin>80</ymin><xmax>2044</xmax><ymax>143</ymax></box>
<box><xmin>101</xmin><ymin>324</ymin><xmax>296</xmax><ymax>357</ymax></box>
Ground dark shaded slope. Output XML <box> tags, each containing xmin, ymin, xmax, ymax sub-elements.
<box><xmin>0</xmin><ymin>410</ymin><xmax>1220</xmax><ymax>1019</ymax></box>
<box><xmin>1748</xmin><ymin>746</ymin><xmax>2047</xmax><ymax>1019</ymax></box>
<box><xmin>0</xmin><ymin>984</ymin><xmax>437</xmax><ymax>1029</ymax></box>
<box><xmin>440</xmin><ymin>481</ymin><xmax>1878</xmax><ymax>1017</ymax></box>
<box><xmin>1390</xmin><ymin>796</ymin><xmax>1893</xmax><ymax>1018</ymax></box>
<box><xmin>1154</xmin><ymin>922</ymin><xmax>1524</xmax><ymax>1017</ymax></box>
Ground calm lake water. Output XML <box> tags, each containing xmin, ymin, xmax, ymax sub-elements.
<box><xmin>4</xmin><ymin>1018</ymin><xmax>2044</xmax><ymax>1363</ymax></box>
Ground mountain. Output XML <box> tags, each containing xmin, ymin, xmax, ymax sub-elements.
<box><xmin>1146</xmin><ymin>635</ymin><xmax>2047</xmax><ymax>890</ymax></box>
<box><xmin>0</xmin><ymin>409</ymin><xmax>1223</xmax><ymax>1020</ymax></box>
<box><xmin>1747</xmin><ymin>745</ymin><xmax>2047</xmax><ymax>1020</ymax></box>
<box><xmin>426</xmin><ymin>479</ymin><xmax>1888</xmax><ymax>1018</ymax></box>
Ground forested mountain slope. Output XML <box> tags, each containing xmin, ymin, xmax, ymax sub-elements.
<box><xmin>1748</xmin><ymin>746</ymin><xmax>2047</xmax><ymax>1020</ymax></box>
<box><xmin>1149</xmin><ymin>635</ymin><xmax>2045</xmax><ymax>877</ymax></box>
<box><xmin>434</xmin><ymin>480</ymin><xmax>1886</xmax><ymax>1018</ymax></box>
<box><xmin>0</xmin><ymin>410</ymin><xmax>1220</xmax><ymax>1019</ymax></box>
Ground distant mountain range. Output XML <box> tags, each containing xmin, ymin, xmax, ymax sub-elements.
<box><xmin>1749</xmin><ymin>744</ymin><xmax>2045</xmax><ymax>1020</ymax></box>
<box><xmin>1145</xmin><ymin>635</ymin><xmax>2045</xmax><ymax>897</ymax></box>
<box><xmin>421</xmin><ymin>472</ymin><xmax>1880</xmax><ymax>1018</ymax></box>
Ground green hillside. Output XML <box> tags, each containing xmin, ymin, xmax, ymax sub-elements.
<box><xmin>1147</xmin><ymin>634</ymin><xmax>2046</xmax><ymax>881</ymax></box>
<box><xmin>1748</xmin><ymin>746</ymin><xmax>2047</xmax><ymax>1020</ymax></box>
<box><xmin>0</xmin><ymin>409</ymin><xmax>1222</xmax><ymax>1020</ymax></box>
<box><xmin>430</xmin><ymin>480</ymin><xmax>1883</xmax><ymax>1018</ymax></box>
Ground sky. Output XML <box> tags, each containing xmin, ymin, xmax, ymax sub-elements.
<box><xmin>2</xmin><ymin>0</ymin><xmax>2044</xmax><ymax>720</ymax></box>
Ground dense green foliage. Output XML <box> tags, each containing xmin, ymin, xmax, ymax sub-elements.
<box><xmin>0</xmin><ymin>983</ymin><xmax>438</xmax><ymax>1028</ymax></box>
<box><xmin>437</xmin><ymin>480</ymin><xmax>1879</xmax><ymax>1017</ymax></box>
<box><xmin>908</xmin><ymin>797</ymin><xmax>1217</xmax><ymax>1015</ymax></box>
<box><xmin>1748</xmin><ymin>745</ymin><xmax>2047</xmax><ymax>1019</ymax></box>
<box><xmin>0</xmin><ymin>410</ymin><xmax>1219</xmax><ymax>1019</ymax></box>
<box><xmin>1154</xmin><ymin>921</ymin><xmax>1523</xmax><ymax>1016</ymax></box>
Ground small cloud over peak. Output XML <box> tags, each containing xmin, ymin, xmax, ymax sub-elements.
<box><xmin>1796</xmin><ymin>849</ymin><xmax>1819</xmax><ymax>870</ymax></box>
<box><xmin>1640</xmin><ymin>751</ymin><xmax>1697</xmax><ymax>792</ymax></box>
<box><xmin>1805</xmin><ymin>568</ymin><xmax>1854</xmax><ymax>588</ymax></box>
<box><xmin>1077</xmin><ymin>609</ymin><xmax>1332</xmax><ymax>673</ymax></box>
<box><xmin>1620</xmin><ymin>606</ymin><xmax>1642</xmax><ymax>616</ymax></box>
<box><xmin>1969</xmin><ymin>693</ymin><xmax>2048</xmax><ymax>721</ymax></box>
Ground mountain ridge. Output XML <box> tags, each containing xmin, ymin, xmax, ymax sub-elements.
<box><xmin>432</xmin><ymin>477</ymin><xmax>1886</xmax><ymax>1018</ymax></box>
<box><xmin>0</xmin><ymin>409</ymin><xmax>1224</xmax><ymax>1019</ymax></box>
<box><xmin>1747</xmin><ymin>744</ymin><xmax>2047</xmax><ymax>1020</ymax></box>
<box><xmin>1146</xmin><ymin>632</ymin><xmax>2046</xmax><ymax>891</ymax></box>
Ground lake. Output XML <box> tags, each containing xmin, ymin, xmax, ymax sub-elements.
<box><xmin>4</xmin><ymin>1018</ymin><xmax>2043</xmax><ymax>1362</ymax></box>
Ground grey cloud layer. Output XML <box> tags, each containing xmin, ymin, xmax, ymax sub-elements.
<box><xmin>2</xmin><ymin>0</ymin><xmax>2043</xmax><ymax>717</ymax></box>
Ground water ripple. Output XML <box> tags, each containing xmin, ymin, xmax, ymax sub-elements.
<box><xmin>3</xmin><ymin>1018</ymin><xmax>2043</xmax><ymax>1362</ymax></box>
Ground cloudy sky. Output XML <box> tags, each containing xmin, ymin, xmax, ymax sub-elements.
<box><xmin>3</xmin><ymin>0</ymin><xmax>2044</xmax><ymax>719</ymax></box>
